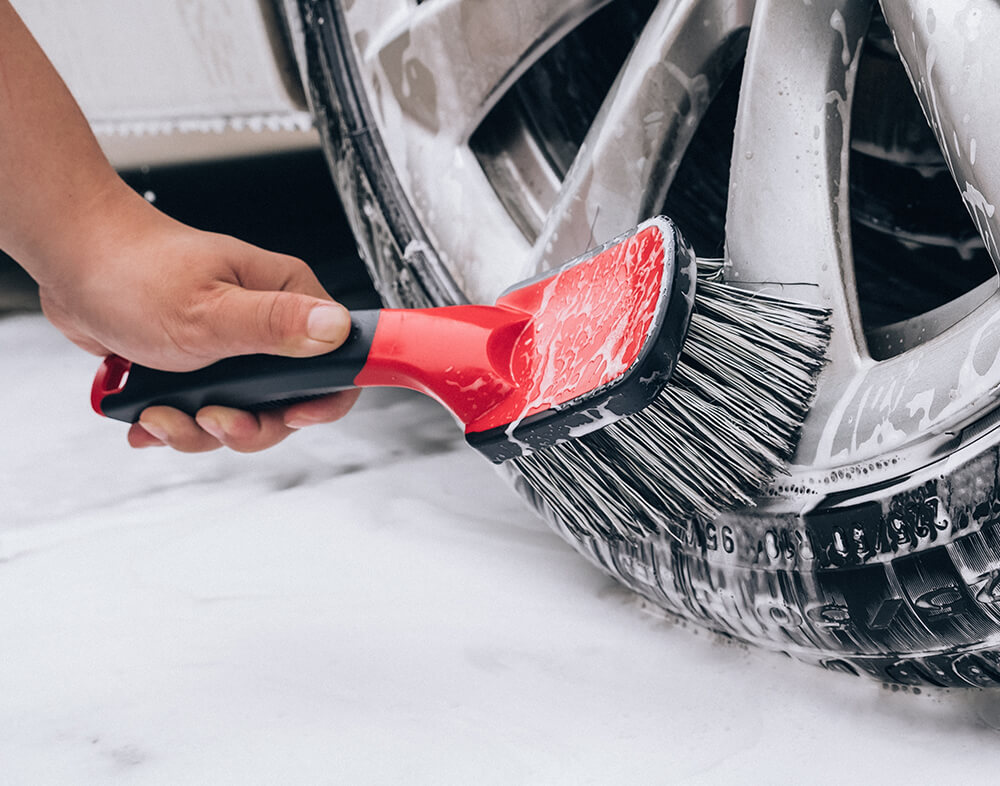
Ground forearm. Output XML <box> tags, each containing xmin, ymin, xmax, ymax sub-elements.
<box><xmin>0</xmin><ymin>0</ymin><xmax>138</xmax><ymax>285</ymax></box>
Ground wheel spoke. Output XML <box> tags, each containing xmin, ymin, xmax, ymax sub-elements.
<box><xmin>880</xmin><ymin>0</ymin><xmax>1000</xmax><ymax>269</ymax></box>
<box><xmin>726</xmin><ymin>0</ymin><xmax>1000</xmax><ymax>472</ymax></box>
<box><xmin>724</xmin><ymin>0</ymin><xmax>874</xmax><ymax>464</ymax></box>
<box><xmin>524</xmin><ymin>0</ymin><xmax>753</xmax><ymax>277</ymax></box>
<box><xmin>357</xmin><ymin>0</ymin><xmax>614</xmax><ymax>141</ymax></box>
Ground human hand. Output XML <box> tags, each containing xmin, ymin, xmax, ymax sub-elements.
<box><xmin>1</xmin><ymin>3</ymin><xmax>360</xmax><ymax>452</ymax></box>
<box><xmin>39</xmin><ymin>189</ymin><xmax>361</xmax><ymax>452</ymax></box>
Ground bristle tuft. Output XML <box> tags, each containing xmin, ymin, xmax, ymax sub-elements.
<box><xmin>511</xmin><ymin>262</ymin><xmax>831</xmax><ymax>542</ymax></box>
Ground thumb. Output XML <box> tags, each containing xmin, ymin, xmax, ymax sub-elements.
<box><xmin>211</xmin><ymin>286</ymin><xmax>352</xmax><ymax>359</ymax></box>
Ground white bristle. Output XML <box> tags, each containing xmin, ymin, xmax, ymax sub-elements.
<box><xmin>510</xmin><ymin>261</ymin><xmax>832</xmax><ymax>542</ymax></box>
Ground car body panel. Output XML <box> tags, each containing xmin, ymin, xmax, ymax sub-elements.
<box><xmin>13</xmin><ymin>0</ymin><xmax>318</xmax><ymax>168</ymax></box>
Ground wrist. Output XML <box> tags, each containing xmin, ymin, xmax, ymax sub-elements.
<box><xmin>20</xmin><ymin>177</ymin><xmax>160</xmax><ymax>290</ymax></box>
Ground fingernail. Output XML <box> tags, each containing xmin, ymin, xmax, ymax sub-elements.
<box><xmin>307</xmin><ymin>303</ymin><xmax>350</xmax><ymax>343</ymax></box>
<box><xmin>140</xmin><ymin>422</ymin><xmax>168</xmax><ymax>443</ymax></box>
<box><xmin>196</xmin><ymin>415</ymin><xmax>225</xmax><ymax>442</ymax></box>
<box><xmin>284</xmin><ymin>416</ymin><xmax>315</xmax><ymax>430</ymax></box>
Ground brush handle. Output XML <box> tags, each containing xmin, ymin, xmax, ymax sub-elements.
<box><xmin>93</xmin><ymin>304</ymin><xmax>531</xmax><ymax>426</ymax></box>
<box><xmin>92</xmin><ymin>310</ymin><xmax>381</xmax><ymax>423</ymax></box>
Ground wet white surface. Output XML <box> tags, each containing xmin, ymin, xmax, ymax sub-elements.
<box><xmin>2</xmin><ymin>312</ymin><xmax>1000</xmax><ymax>784</ymax></box>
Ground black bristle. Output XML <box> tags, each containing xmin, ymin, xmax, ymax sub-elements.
<box><xmin>509</xmin><ymin>260</ymin><xmax>832</xmax><ymax>542</ymax></box>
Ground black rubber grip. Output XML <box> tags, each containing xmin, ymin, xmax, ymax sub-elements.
<box><xmin>98</xmin><ymin>310</ymin><xmax>381</xmax><ymax>423</ymax></box>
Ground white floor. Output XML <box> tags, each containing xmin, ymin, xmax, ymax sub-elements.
<box><xmin>2</xmin><ymin>312</ymin><xmax>999</xmax><ymax>785</ymax></box>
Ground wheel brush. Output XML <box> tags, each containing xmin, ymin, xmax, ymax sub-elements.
<box><xmin>92</xmin><ymin>216</ymin><xmax>830</xmax><ymax>539</ymax></box>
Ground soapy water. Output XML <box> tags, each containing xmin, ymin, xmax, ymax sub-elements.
<box><xmin>501</xmin><ymin>224</ymin><xmax>664</xmax><ymax>423</ymax></box>
<box><xmin>470</xmin><ymin>220</ymin><xmax>679</xmax><ymax>462</ymax></box>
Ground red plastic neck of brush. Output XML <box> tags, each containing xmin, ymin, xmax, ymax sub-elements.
<box><xmin>354</xmin><ymin>224</ymin><xmax>667</xmax><ymax>435</ymax></box>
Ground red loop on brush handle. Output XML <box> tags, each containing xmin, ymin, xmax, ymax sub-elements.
<box><xmin>91</xmin><ymin>355</ymin><xmax>133</xmax><ymax>415</ymax></box>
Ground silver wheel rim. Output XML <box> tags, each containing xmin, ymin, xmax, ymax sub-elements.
<box><xmin>340</xmin><ymin>0</ymin><xmax>1000</xmax><ymax>508</ymax></box>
